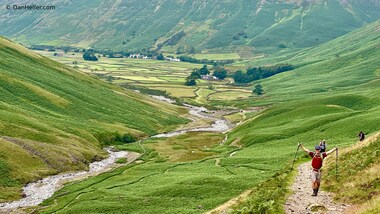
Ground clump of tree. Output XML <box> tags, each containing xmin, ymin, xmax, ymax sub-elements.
<box><xmin>213</xmin><ymin>66</ymin><xmax>227</xmax><ymax>80</ymax></box>
<box><xmin>253</xmin><ymin>84</ymin><xmax>263</xmax><ymax>95</ymax></box>
<box><xmin>185</xmin><ymin>78</ymin><xmax>197</xmax><ymax>86</ymax></box>
<box><xmin>233</xmin><ymin>64</ymin><xmax>294</xmax><ymax>84</ymax></box>
<box><xmin>83</xmin><ymin>50</ymin><xmax>98</xmax><ymax>61</ymax></box>
<box><xmin>29</xmin><ymin>45</ymin><xmax>165</xmax><ymax>59</ymax></box>
<box><xmin>29</xmin><ymin>45</ymin><xmax>56</xmax><ymax>51</ymax></box>
<box><xmin>199</xmin><ymin>65</ymin><xmax>210</xmax><ymax>75</ymax></box>
<box><xmin>185</xmin><ymin>65</ymin><xmax>229</xmax><ymax>86</ymax></box>
<box><xmin>94</xmin><ymin>132</ymin><xmax>136</xmax><ymax>147</ymax></box>
<box><xmin>185</xmin><ymin>69</ymin><xmax>201</xmax><ymax>86</ymax></box>
<box><xmin>178</xmin><ymin>56</ymin><xmax>234</xmax><ymax>66</ymax></box>
<box><xmin>156</xmin><ymin>53</ymin><xmax>165</xmax><ymax>60</ymax></box>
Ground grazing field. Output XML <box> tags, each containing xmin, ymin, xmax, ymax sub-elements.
<box><xmin>135</xmin><ymin>84</ymin><xmax>197</xmax><ymax>98</ymax></box>
<box><xmin>208</xmin><ymin>90</ymin><xmax>252</xmax><ymax>101</ymax></box>
<box><xmin>223</xmin><ymin>112</ymin><xmax>245</xmax><ymax>124</ymax></box>
<box><xmin>191</xmin><ymin>53</ymin><xmax>241</xmax><ymax>60</ymax></box>
<box><xmin>37</xmin><ymin>91</ymin><xmax>380</xmax><ymax>213</ymax></box>
<box><xmin>35</xmin><ymin>51</ymin><xmax>256</xmax><ymax>107</ymax></box>
<box><xmin>194</xmin><ymin>87</ymin><xmax>215</xmax><ymax>104</ymax></box>
<box><xmin>38</xmin><ymin>133</ymin><xmax>289</xmax><ymax>214</ymax></box>
<box><xmin>0</xmin><ymin>37</ymin><xmax>188</xmax><ymax>202</ymax></box>
<box><xmin>145</xmin><ymin>132</ymin><xmax>225</xmax><ymax>162</ymax></box>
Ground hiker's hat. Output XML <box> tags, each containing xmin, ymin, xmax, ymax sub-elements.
<box><xmin>315</xmin><ymin>145</ymin><xmax>321</xmax><ymax>150</ymax></box>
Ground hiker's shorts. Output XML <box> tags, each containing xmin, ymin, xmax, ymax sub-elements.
<box><xmin>310</xmin><ymin>170</ymin><xmax>322</xmax><ymax>182</ymax></box>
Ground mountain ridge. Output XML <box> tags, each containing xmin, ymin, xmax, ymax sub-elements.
<box><xmin>1</xmin><ymin>0</ymin><xmax>379</xmax><ymax>53</ymax></box>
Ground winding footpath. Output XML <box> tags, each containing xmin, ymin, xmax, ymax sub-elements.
<box><xmin>285</xmin><ymin>163</ymin><xmax>349</xmax><ymax>214</ymax></box>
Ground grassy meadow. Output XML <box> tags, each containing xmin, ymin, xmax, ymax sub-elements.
<box><xmin>323</xmin><ymin>134</ymin><xmax>380</xmax><ymax>214</ymax></box>
<box><xmin>31</xmin><ymin>20</ymin><xmax>380</xmax><ymax>214</ymax></box>
<box><xmin>191</xmin><ymin>53</ymin><xmax>241</xmax><ymax>60</ymax></box>
<box><xmin>0</xmin><ymin>37</ymin><xmax>188</xmax><ymax>202</ymax></box>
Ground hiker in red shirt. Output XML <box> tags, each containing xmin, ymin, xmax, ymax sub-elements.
<box><xmin>299</xmin><ymin>143</ymin><xmax>337</xmax><ymax>196</ymax></box>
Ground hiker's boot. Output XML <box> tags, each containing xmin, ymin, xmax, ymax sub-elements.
<box><xmin>315</xmin><ymin>188</ymin><xmax>319</xmax><ymax>196</ymax></box>
<box><xmin>311</xmin><ymin>189</ymin><xmax>317</xmax><ymax>196</ymax></box>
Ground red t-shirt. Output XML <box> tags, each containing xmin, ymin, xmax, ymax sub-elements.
<box><xmin>309</xmin><ymin>152</ymin><xmax>327</xmax><ymax>169</ymax></box>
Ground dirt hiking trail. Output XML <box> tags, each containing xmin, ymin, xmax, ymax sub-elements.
<box><xmin>285</xmin><ymin>132</ymin><xmax>380</xmax><ymax>214</ymax></box>
<box><xmin>285</xmin><ymin>162</ymin><xmax>349</xmax><ymax>214</ymax></box>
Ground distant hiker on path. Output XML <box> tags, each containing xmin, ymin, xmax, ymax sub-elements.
<box><xmin>358</xmin><ymin>131</ymin><xmax>365</xmax><ymax>141</ymax></box>
<box><xmin>319</xmin><ymin>140</ymin><xmax>327</xmax><ymax>152</ymax></box>
<box><xmin>298</xmin><ymin>143</ymin><xmax>338</xmax><ymax>196</ymax></box>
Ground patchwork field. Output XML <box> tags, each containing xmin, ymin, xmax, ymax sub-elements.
<box><xmin>191</xmin><ymin>53</ymin><xmax>241</xmax><ymax>60</ymax></box>
<box><xmin>35</xmin><ymin>51</ymin><xmax>255</xmax><ymax>107</ymax></box>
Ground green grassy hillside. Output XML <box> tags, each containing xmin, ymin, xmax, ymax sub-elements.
<box><xmin>227</xmin><ymin>19</ymin><xmax>380</xmax><ymax>106</ymax></box>
<box><xmin>32</xmin><ymin>13</ymin><xmax>380</xmax><ymax>214</ymax></box>
<box><xmin>0</xmin><ymin>37</ymin><xmax>187</xmax><ymax>202</ymax></box>
<box><xmin>227</xmin><ymin>19</ymin><xmax>380</xmax><ymax>213</ymax></box>
<box><xmin>1</xmin><ymin>0</ymin><xmax>379</xmax><ymax>54</ymax></box>
<box><xmin>324</xmin><ymin>133</ymin><xmax>380</xmax><ymax>214</ymax></box>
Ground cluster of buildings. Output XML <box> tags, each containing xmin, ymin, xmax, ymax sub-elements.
<box><xmin>129</xmin><ymin>54</ymin><xmax>180</xmax><ymax>62</ymax></box>
<box><xmin>164</xmin><ymin>56</ymin><xmax>180</xmax><ymax>62</ymax></box>
<box><xmin>129</xmin><ymin>53</ymin><xmax>150</xmax><ymax>59</ymax></box>
<box><xmin>201</xmin><ymin>75</ymin><xmax>218</xmax><ymax>81</ymax></box>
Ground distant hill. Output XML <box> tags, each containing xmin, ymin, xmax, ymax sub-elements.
<box><xmin>227</xmin><ymin>18</ymin><xmax>380</xmax><ymax>171</ymax></box>
<box><xmin>0</xmin><ymin>0</ymin><xmax>379</xmax><ymax>54</ymax></box>
<box><xmin>0</xmin><ymin>36</ymin><xmax>187</xmax><ymax>202</ymax></box>
<box><xmin>225</xmin><ymin>18</ymin><xmax>380</xmax><ymax>213</ymax></box>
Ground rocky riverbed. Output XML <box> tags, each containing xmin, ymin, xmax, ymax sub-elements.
<box><xmin>0</xmin><ymin>149</ymin><xmax>138</xmax><ymax>210</ymax></box>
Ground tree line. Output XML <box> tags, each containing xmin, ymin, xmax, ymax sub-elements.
<box><xmin>29</xmin><ymin>44</ymin><xmax>235</xmax><ymax>65</ymax></box>
<box><xmin>185</xmin><ymin>65</ymin><xmax>227</xmax><ymax>86</ymax></box>
<box><xmin>178</xmin><ymin>56</ymin><xmax>234</xmax><ymax>66</ymax></box>
<box><xmin>232</xmin><ymin>64</ymin><xmax>295</xmax><ymax>84</ymax></box>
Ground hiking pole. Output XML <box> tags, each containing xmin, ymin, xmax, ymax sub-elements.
<box><xmin>291</xmin><ymin>143</ymin><xmax>301</xmax><ymax>171</ymax></box>
<box><xmin>335</xmin><ymin>147</ymin><xmax>339</xmax><ymax>181</ymax></box>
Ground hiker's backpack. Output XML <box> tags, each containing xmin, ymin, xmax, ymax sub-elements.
<box><xmin>319</xmin><ymin>142</ymin><xmax>326</xmax><ymax>152</ymax></box>
<box><xmin>311</xmin><ymin>152</ymin><xmax>327</xmax><ymax>169</ymax></box>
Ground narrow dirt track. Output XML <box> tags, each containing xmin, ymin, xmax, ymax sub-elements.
<box><xmin>285</xmin><ymin>132</ymin><xmax>380</xmax><ymax>214</ymax></box>
<box><xmin>285</xmin><ymin>162</ymin><xmax>349</xmax><ymax>214</ymax></box>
